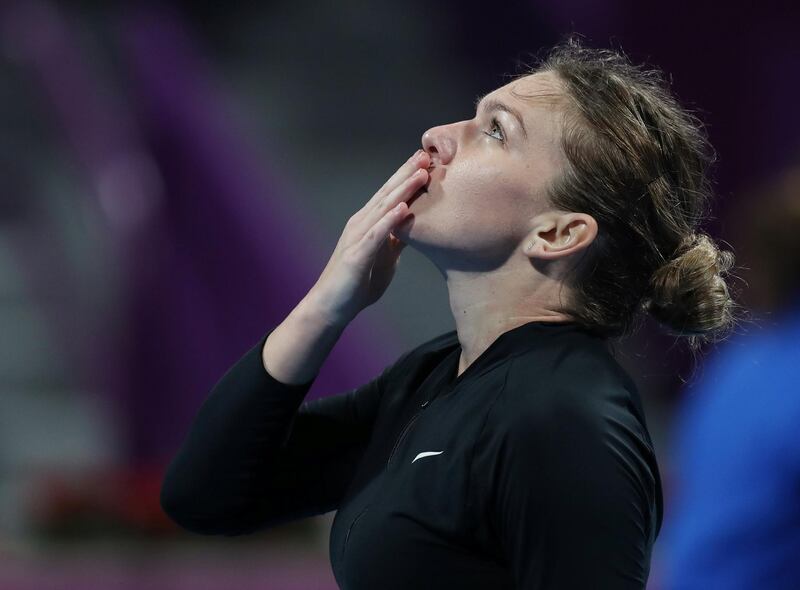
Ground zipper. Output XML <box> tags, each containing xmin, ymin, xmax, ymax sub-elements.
<box><xmin>386</xmin><ymin>399</ymin><xmax>431</xmax><ymax>465</ymax></box>
<box><xmin>340</xmin><ymin>398</ymin><xmax>434</xmax><ymax>570</ymax></box>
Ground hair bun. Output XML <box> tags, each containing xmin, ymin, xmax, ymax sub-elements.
<box><xmin>644</xmin><ymin>233</ymin><xmax>736</xmax><ymax>338</ymax></box>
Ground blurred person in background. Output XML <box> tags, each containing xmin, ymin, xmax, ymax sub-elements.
<box><xmin>160</xmin><ymin>38</ymin><xmax>743</xmax><ymax>589</ymax></box>
<box><xmin>661</xmin><ymin>162</ymin><xmax>800</xmax><ymax>590</ymax></box>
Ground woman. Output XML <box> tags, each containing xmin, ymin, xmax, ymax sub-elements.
<box><xmin>160</xmin><ymin>39</ymin><xmax>739</xmax><ymax>589</ymax></box>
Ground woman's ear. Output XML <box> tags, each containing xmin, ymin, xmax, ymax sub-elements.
<box><xmin>523</xmin><ymin>213</ymin><xmax>597</xmax><ymax>261</ymax></box>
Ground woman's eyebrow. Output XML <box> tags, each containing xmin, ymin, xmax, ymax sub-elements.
<box><xmin>474</xmin><ymin>94</ymin><xmax>529</xmax><ymax>140</ymax></box>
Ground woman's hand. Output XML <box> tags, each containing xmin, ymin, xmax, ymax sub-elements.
<box><xmin>307</xmin><ymin>149</ymin><xmax>431</xmax><ymax>327</ymax></box>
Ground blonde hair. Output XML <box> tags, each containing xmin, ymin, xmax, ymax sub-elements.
<box><xmin>517</xmin><ymin>37</ymin><xmax>745</xmax><ymax>351</ymax></box>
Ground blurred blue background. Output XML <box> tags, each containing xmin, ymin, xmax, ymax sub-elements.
<box><xmin>1</xmin><ymin>1</ymin><xmax>798</xmax><ymax>588</ymax></box>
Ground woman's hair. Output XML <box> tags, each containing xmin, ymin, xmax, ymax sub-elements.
<box><xmin>514</xmin><ymin>37</ymin><xmax>745</xmax><ymax>351</ymax></box>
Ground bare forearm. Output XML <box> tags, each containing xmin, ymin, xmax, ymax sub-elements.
<box><xmin>262</xmin><ymin>293</ymin><xmax>349</xmax><ymax>385</ymax></box>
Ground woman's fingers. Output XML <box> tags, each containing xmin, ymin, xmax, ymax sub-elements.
<box><xmin>359</xmin><ymin>166</ymin><xmax>428</xmax><ymax>233</ymax></box>
<box><xmin>356</xmin><ymin>200</ymin><xmax>409</xmax><ymax>261</ymax></box>
<box><xmin>372</xmin><ymin>149</ymin><xmax>430</xmax><ymax>205</ymax></box>
<box><xmin>306</xmin><ymin>151</ymin><xmax>426</xmax><ymax>324</ymax></box>
<box><xmin>349</xmin><ymin>150</ymin><xmax>429</xmax><ymax>231</ymax></box>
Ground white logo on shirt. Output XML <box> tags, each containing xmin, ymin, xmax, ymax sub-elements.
<box><xmin>412</xmin><ymin>450</ymin><xmax>445</xmax><ymax>463</ymax></box>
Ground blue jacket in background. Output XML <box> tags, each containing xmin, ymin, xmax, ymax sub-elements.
<box><xmin>661</xmin><ymin>300</ymin><xmax>800</xmax><ymax>589</ymax></box>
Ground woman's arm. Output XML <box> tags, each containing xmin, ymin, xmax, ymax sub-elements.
<box><xmin>160</xmin><ymin>150</ymin><xmax>431</xmax><ymax>536</ymax></box>
<box><xmin>160</xmin><ymin>316</ymin><xmax>391</xmax><ymax>536</ymax></box>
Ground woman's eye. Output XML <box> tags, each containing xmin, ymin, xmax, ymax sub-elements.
<box><xmin>483</xmin><ymin>117</ymin><xmax>505</xmax><ymax>143</ymax></box>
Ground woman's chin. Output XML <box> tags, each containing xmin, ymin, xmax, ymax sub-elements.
<box><xmin>408</xmin><ymin>187</ymin><xmax>427</xmax><ymax>207</ymax></box>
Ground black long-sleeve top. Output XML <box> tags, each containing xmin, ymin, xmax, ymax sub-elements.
<box><xmin>161</xmin><ymin>320</ymin><xmax>663</xmax><ymax>589</ymax></box>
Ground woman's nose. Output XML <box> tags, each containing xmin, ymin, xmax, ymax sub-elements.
<box><xmin>421</xmin><ymin>124</ymin><xmax>457</xmax><ymax>166</ymax></box>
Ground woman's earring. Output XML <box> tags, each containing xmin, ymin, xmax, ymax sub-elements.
<box><xmin>525</xmin><ymin>240</ymin><xmax>535</xmax><ymax>251</ymax></box>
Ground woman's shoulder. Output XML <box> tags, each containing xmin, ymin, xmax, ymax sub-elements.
<box><xmin>482</xmin><ymin>332</ymin><xmax>663</xmax><ymax>538</ymax></box>
<box><xmin>494</xmin><ymin>334</ymin><xmax>651</xmax><ymax>446</ymax></box>
<box><xmin>507</xmin><ymin>331</ymin><xmax>636</xmax><ymax>400</ymax></box>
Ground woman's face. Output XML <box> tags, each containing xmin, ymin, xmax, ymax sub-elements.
<box><xmin>393</xmin><ymin>71</ymin><xmax>569</xmax><ymax>272</ymax></box>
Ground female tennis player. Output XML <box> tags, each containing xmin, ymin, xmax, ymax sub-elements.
<box><xmin>161</xmin><ymin>38</ymin><xmax>738</xmax><ymax>589</ymax></box>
